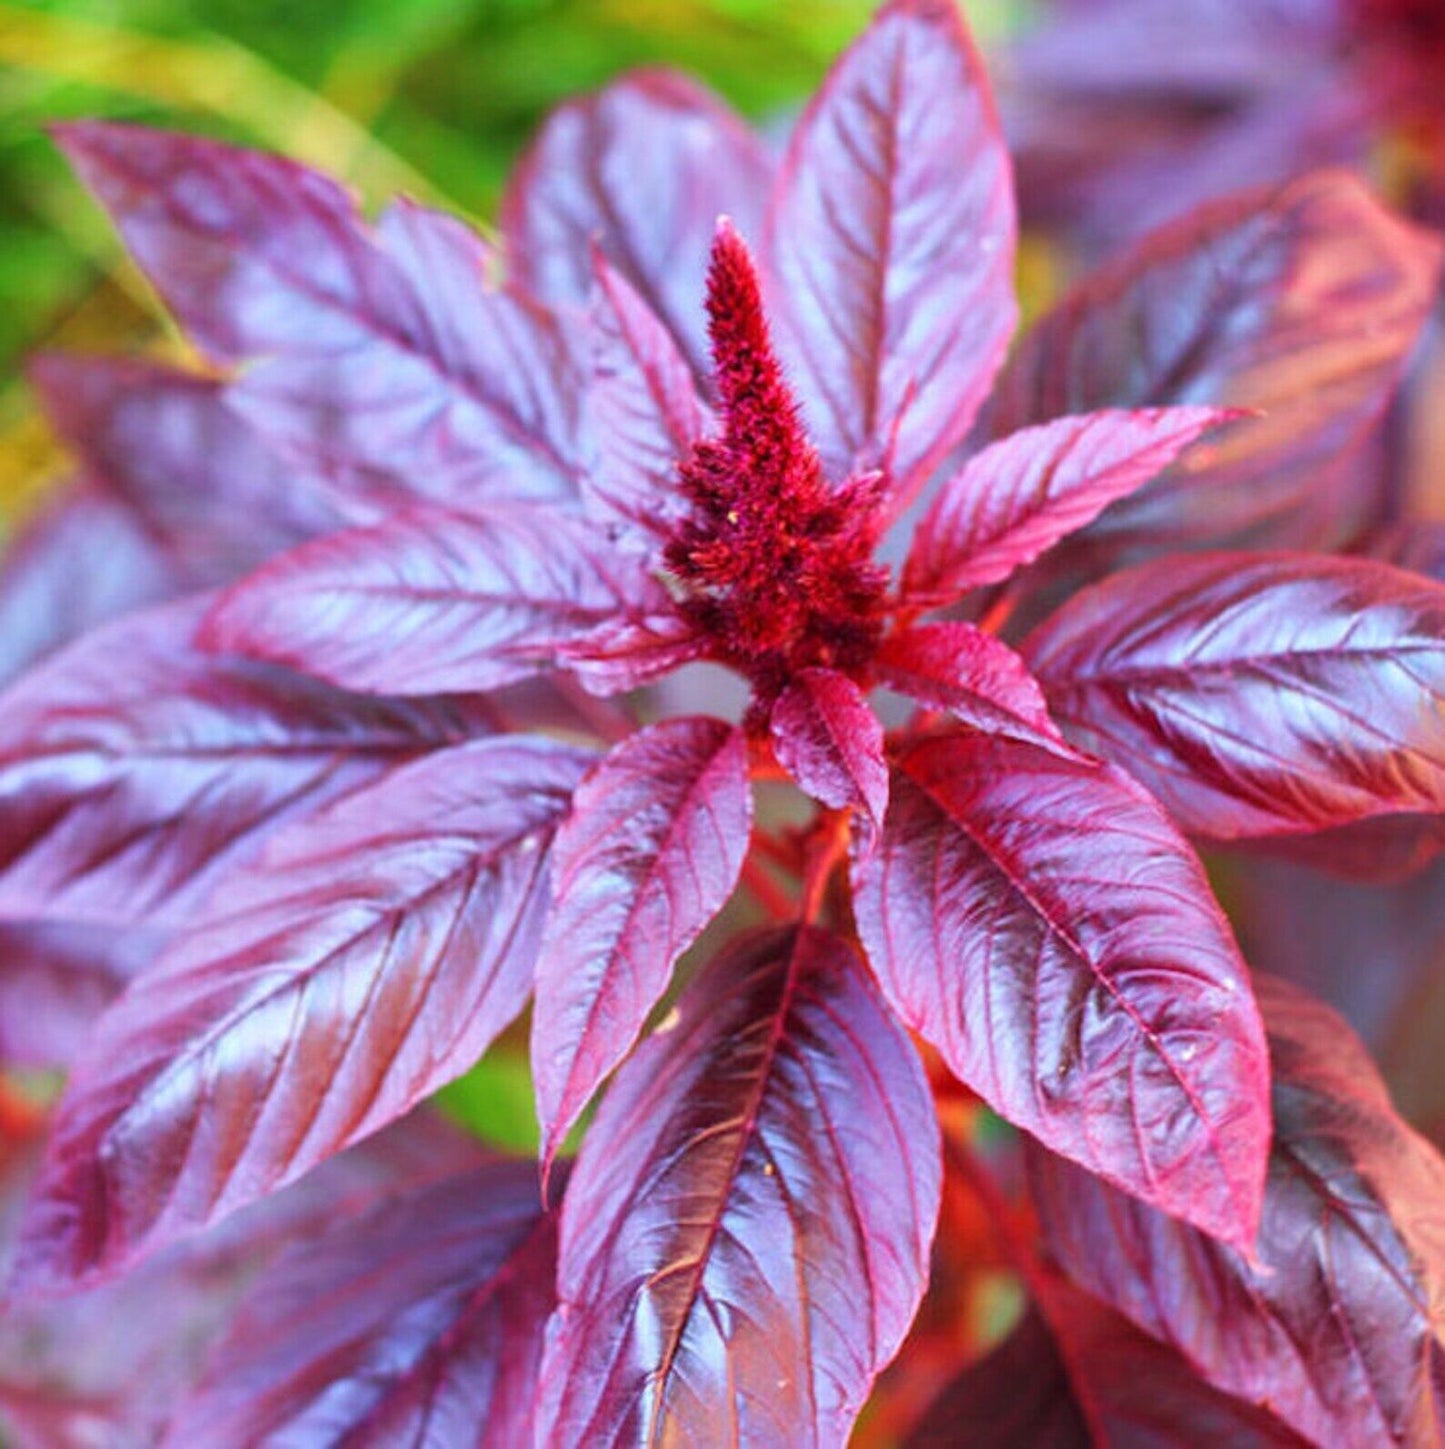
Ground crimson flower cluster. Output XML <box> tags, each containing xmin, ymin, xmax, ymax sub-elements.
<box><xmin>2</xmin><ymin>0</ymin><xmax>1445</xmax><ymax>1442</ymax></box>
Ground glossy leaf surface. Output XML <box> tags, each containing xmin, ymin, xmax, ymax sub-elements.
<box><xmin>853</xmin><ymin>731</ymin><xmax>1270</xmax><ymax>1247</ymax></box>
<box><xmin>501</xmin><ymin>70</ymin><xmax>771</xmax><ymax>383</ymax></box>
<box><xmin>11</xmin><ymin>736</ymin><xmax>591</xmax><ymax>1290</ymax></box>
<box><xmin>989</xmin><ymin>171</ymin><xmax>1442</xmax><ymax>556</ymax></box>
<box><xmin>203</xmin><ymin>501</ymin><xmax>669</xmax><ymax>696</ymax></box>
<box><xmin>57</xmin><ymin>122</ymin><xmax>587</xmax><ymax>508</ymax></box>
<box><xmin>767</xmin><ymin>0</ymin><xmax>1016</xmax><ymax>502</ymax></box>
<box><xmin>1026</xmin><ymin>552</ymin><xmax>1445</xmax><ymax>838</ymax></box>
<box><xmin>0</xmin><ymin>597</ymin><xmax>484</xmax><ymax>928</ymax></box>
<box><xmin>902</xmin><ymin>406</ymin><xmax>1230</xmax><ymax>604</ymax></box>
<box><xmin>539</xmin><ymin>925</ymin><xmax>940</xmax><ymax>1446</ymax></box>
<box><xmin>531</xmin><ymin>717</ymin><xmax>752</xmax><ymax>1162</ymax></box>
<box><xmin>166</xmin><ymin>1160</ymin><xmax>556</xmax><ymax>1447</ymax></box>
<box><xmin>770</xmin><ymin>667</ymin><xmax>887</xmax><ymax>825</ymax></box>
<box><xmin>1029</xmin><ymin>976</ymin><xmax>1445</xmax><ymax>1445</ymax></box>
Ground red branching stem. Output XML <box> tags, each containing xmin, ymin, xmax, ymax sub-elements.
<box><xmin>799</xmin><ymin>811</ymin><xmax>850</xmax><ymax>925</ymax></box>
<box><xmin>741</xmin><ymin>856</ymin><xmax>796</xmax><ymax>921</ymax></box>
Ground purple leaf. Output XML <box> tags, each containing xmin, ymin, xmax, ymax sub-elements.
<box><xmin>0</xmin><ymin>482</ymin><xmax>186</xmax><ymax>688</ymax></box>
<box><xmin>55</xmin><ymin>122</ymin><xmax>587</xmax><ymax>508</ymax></box>
<box><xmin>769</xmin><ymin>667</ymin><xmax>887</xmax><ymax>826</ymax></box>
<box><xmin>852</xmin><ymin>731</ymin><xmax>1270</xmax><ymax>1248</ymax></box>
<box><xmin>766</xmin><ymin>0</ymin><xmax>1016</xmax><ymax>504</ymax></box>
<box><xmin>875</xmin><ymin>622</ymin><xmax>1064</xmax><ymax>744</ymax></box>
<box><xmin>1028</xmin><ymin>976</ymin><xmax>1445</xmax><ymax>1446</ymax></box>
<box><xmin>584</xmin><ymin>252</ymin><xmax>708</xmax><ymax>540</ymax></box>
<box><xmin>203</xmin><ymin>501</ymin><xmax>671</xmax><ymax>696</ymax></box>
<box><xmin>0</xmin><ymin>920</ymin><xmax>156</xmax><ymax>1070</ymax></box>
<box><xmin>166</xmin><ymin>1160</ymin><xmax>557</xmax><ymax>1447</ymax></box>
<box><xmin>1025</xmin><ymin>551</ymin><xmax>1445</xmax><ymax>839</ymax></box>
<box><xmin>500</xmin><ymin>70</ymin><xmax>771</xmax><ymax>383</ymax></box>
<box><xmin>29</xmin><ymin>354</ymin><xmax>339</xmax><ymax>573</ymax></box>
<box><xmin>988</xmin><ymin>171</ymin><xmax>1443</xmax><ymax>558</ymax></box>
<box><xmin>902</xmin><ymin>406</ymin><xmax>1233</xmax><ymax>604</ymax></box>
<box><xmin>909</xmin><ymin>1290</ymin><xmax>1305</xmax><ymax>1447</ymax></box>
<box><xmin>10</xmin><ymin>735</ymin><xmax>591</xmax><ymax>1291</ymax></box>
<box><xmin>531</xmin><ymin>717</ymin><xmax>751</xmax><ymax>1164</ymax></box>
<box><xmin>0</xmin><ymin>596</ymin><xmax>486</xmax><ymax>929</ymax></box>
<box><xmin>538</xmin><ymin>925</ymin><xmax>940</xmax><ymax>1445</ymax></box>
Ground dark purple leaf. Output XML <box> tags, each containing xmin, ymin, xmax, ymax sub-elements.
<box><xmin>531</xmin><ymin>717</ymin><xmax>751</xmax><ymax>1164</ymax></box>
<box><xmin>901</xmin><ymin>406</ymin><xmax>1232</xmax><ymax>604</ymax></box>
<box><xmin>538</xmin><ymin>925</ymin><xmax>940</xmax><ymax>1445</ymax></box>
<box><xmin>203</xmin><ymin>501</ymin><xmax>672</xmax><ymax>696</ymax></box>
<box><xmin>770</xmin><ymin>667</ymin><xmax>887</xmax><ymax>825</ymax></box>
<box><xmin>583</xmin><ymin>252</ymin><xmax>708</xmax><ymax>540</ymax></box>
<box><xmin>852</xmin><ymin>731</ymin><xmax>1270</xmax><ymax>1248</ymax></box>
<box><xmin>909</xmin><ymin>1290</ymin><xmax>1305</xmax><ymax>1447</ymax></box>
<box><xmin>29</xmin><ymin>354</ymin><xmax>339</xmax><ymax>573</ymax></box>
<box><xmin>10</xmin><ymin>735</ymin><xmax>591</xmax><ymax>1291</ymax></box>
<box><xmin>1029</xmin><ymin>975</ymin><xmax>1445</xmax><ymax>1446</ymax></box>
<box><xmin>0</xmin><ymin>596</ymin><xmax>487</xmax><ymax>929</ymax></box>
<box><xmin>0</xmin><ymin>1107</ymin><xmax>482</xmax><ymax>1448</ymax></box>
<box><xmin>166</xmin><ymin>1160</ymin><xmax>556</xmax><ymax>1447</ymax></box>
<box><xmin>875</xmin><ymin>622</ymin><xmax>1064</xmax><ymax>745</ymax></box>
<box><xmin>988</xmin><ymin>171</ymin><xmax>1442</xmax><ymax>558</ymax></box>
<box><xmin>766</xmin><ymin>0</ymin><xmax>1016</xmax><ymax>505</ymax></box>
<box><xmin>500</xmin><ymin>70</ymin><xmax>771</xmax><ymax>384</ymax></box>
<box><xmin>55</xmin><ymin>122</ymin><xmax>587</xmax><ymax>508</ymax></box>
<box><xmin>1026</xmin><ymin>552</ymin><xmax>1445</xmax><ymax>839</ymax></box>
<box><xmin>0</xmin><ymin>920</ymin><xmax>156</xmax><ymax>1069</ymax></box>
<box><xmin>0</xmin><ymin>483</ymin><xmax>185</xmax><ymax>688</ymax></box>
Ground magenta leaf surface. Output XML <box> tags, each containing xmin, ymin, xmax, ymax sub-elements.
<box><xmin>203</xmin><ymin>501</ymin><xmax>670</xmax><ymax>696</ymax></box>
<box><xmin>538</xmin><ymin>925</ymin><xmax>940</xmax><ymax>1446</ymax></box>
<box><xmin>584</xmin><ymin>253</ymin><xmax>708</xmax><ymax>541</ymax></box>
<box><xmin>769</xmin><ymin>668</ymin><xmax>887</xmax><ymax>826</ymax></box>
<box><xmin>766</xmin><ymin>0</ymin><xmax>1016</xmax><ymax>505</ymax></box>
<box><xmin>1028</xmin><ymin>976</ymin><xmax>1445</xmax><ymax>1446</ymax></box>
<box><xmin>988</xmin><ymin>171</ymin><xmax>1442</xmax><ymax>557</ymax></box>
<box><xmin>10</xmin><ymin>735</ymin><xmax>591</xmax><ymax>1291</ymax></box>
<box><xmin>0</xmin><ymin>483</ymin><xmax>186</xmax><ymax>687</ymax></box>
<box><xmin>875</xmin><ymin>622</ymin><xmax>1063</xmax><ymax>745</ymax></box>
<box><xmin>55</xmin><ymin>122</ymin><xmax>587</xmax><ymax>508</ymax></box>
<box><xmin>500</xmin><ymin>70</ymin><xmax>771</xmax><ymax>383</ymax></box>
<box><xmin>852</xmin><ymin>731</ymin><xmax>1271</xmax><ymax>1248</ymax></box>
<box><xmin>902</xmin><ymin>406</ymin><xmax>1232</xmax><ymax>604</ymax></box>
<box><xmin>165</xmin><ymin>1160</ymin><xmax>557</xmax><ymax>1447</ymax></box>
<box><xmin>0</xmin><ymin>597</ymin><xmax>485</xmax><ymax>929</ymax></box>
<box><xmin>1026</xmin><ymin>551</ymin><xmax>1445</xmax><ymax>839</ymax></box>
<box><xmin>531</xmin><ymin>717</ymin><xmax>752</xmax><ymax>1163</ymax></box>
<box><xmin>29</xmin><ymin>354</ymin><xmax>337</xmax><ymax>572</ymax></box>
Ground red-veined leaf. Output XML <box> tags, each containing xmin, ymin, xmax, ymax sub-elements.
<box><xmin>55</xmin><ymin>122</ymin><xmax>587</xmax><ymax>508</ymax></box>
<box><xmin>852</xmin><ymin>731</ymin><xmax>1270</xmax><ymax>1248</ymax></box>
<box><xmin>539</xmin><ymin>925</ymin><xmax>939</xmax><ymax>1446</ymax></box>
<box><xmin>875</xmin><ymin>622</ymin><xmax>1064</xmax><ymax>745</ymax></box>
<box><xmin>901</xmin><ymin>406</ymin><xmax>1233</xmax><ymax>604</ymax></box>
<box><xmin>165</xmin><ymin>1160</ymin><xmax>556</xmax><ymax>1447</ymax></box>
<box><xmin>0</xmin><ymin>597</ymin><xmax>487</xmax><ymax>929</ymax></box>
<box><xmin>202</xmin><ymin>501</ymin><xmax>671</xmax><ymax>696</ymax></box>
<box><xmin>9</xmin><ymin>736</ymin><xmax>592</xmax><ymax>1292</ymax></box>
<box><xmin>0</xmin><ymin>482</ymin><xmax>186</xmax><ymax>688</ymax></box>
<box><xmin>770</xmin><ymin>667</ymin><xmax>887</xmax><ymax>826</ymax></box>
<box><xmin>1025</xmin><ymin>552</ymin><xmax>1445</xmax><ymax>839</ymax></box>
<box><xmin>584</xmin><ymin>252</ymin><xmax>708</xmax><ymax>540</ymax></box>
<box><xmin>0</xmin><ymin>920</ymin><xmax>156</xmax><ymax>1069</ymax></box>
<box><xmin>500</xmin><ymin>70</ymin><xmax>771</xmax><ymax>384</ymax></box>
<box><xmin>766</xmin><ymin>0</ymin><xmax>1016</xmax><ymax>505</ymax></box>
<box><xmin>1027</xmin><ymin>976</ymin><xmax>1445</xmax><ymax>1446</ymax></box>
<box><xmin>988</xmin><ymin>170</ymin><xmax>1442</xmax><ymax>558</ymax></box>
<box><xmin>29</xmin><ymin>354</ymin><xmax>339</xmax><ymax>571</ymax></box>
<box><xmin>531</xmin><ymin>717</ymin><xmax>751</xmax><ymax>1165</ymax></box>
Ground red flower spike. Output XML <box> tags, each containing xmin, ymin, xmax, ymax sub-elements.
<box><xmin>664</xmin><ymin>220</ymin><xmax>888</xmax><ymax>715</ymax></box>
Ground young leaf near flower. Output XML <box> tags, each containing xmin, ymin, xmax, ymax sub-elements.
<box><xmin>5</xmin><ymin>0</ymin><xmax>1445</xmax><ymax>1439</ymax></box>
